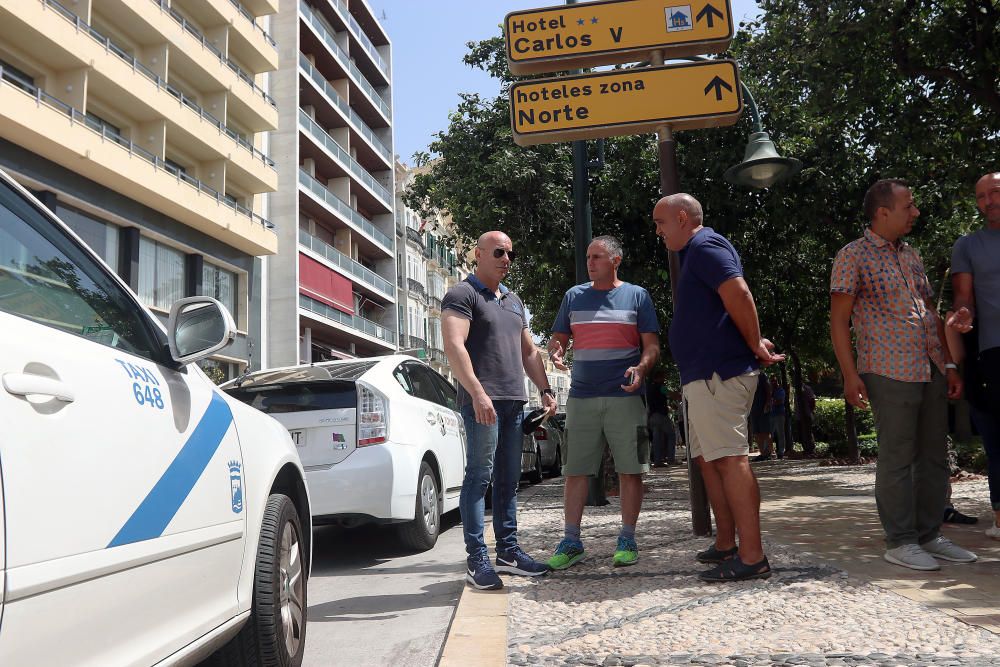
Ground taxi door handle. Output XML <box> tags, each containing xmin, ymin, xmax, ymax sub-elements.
<box><xmin>3</xmin><ymin>373</ymin><xmax>75</xmax><ymax>402</ymax></box>
<box><xmin>426</xmin><ymin>412</ymin><xmax>437</xmax><ymax>424</ymax></box>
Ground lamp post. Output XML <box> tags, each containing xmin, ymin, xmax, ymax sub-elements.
<box><xmin>655</xmin><ymin>55</ymin><xmax>800</xmax><ymax>536</ymax></box>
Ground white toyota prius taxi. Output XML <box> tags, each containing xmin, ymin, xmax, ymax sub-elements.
<box><xmin>223</xmin><ymin>356</ymin><xmax>466</xmax><ymax>551</ymax></box>
<box><xmin>0</xmin><ymin>168</ymin><xmax>311</xmax><ymax>666</ymax></box>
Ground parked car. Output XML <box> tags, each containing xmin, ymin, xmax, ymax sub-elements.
<box><xmin>521</xmin><ymin>407</ymin><xmax>563</xmax><ymax>482</ymax></box>
<box><xmin>224</xmin><ymin>355</ymin><xmax>466</xmax><ymax>551</ymax></box>
<box><xmin>0</xmin><ymin>168</ymin><xmax>311</xmax><ymax>666</ymax></box>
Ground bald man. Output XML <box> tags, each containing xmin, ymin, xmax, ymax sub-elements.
<box><xmin>949</xmin><ymin>172</ymin><xmax>1000</xmax><ymax>540</ymax></box>
<box><xmin>653</xmin><ymin>194</ymin><xmax>783</xmax><ymax>582</ymax></box>
<box><xmin>442</xmin><ymin>231</ymin><xmax>555</xmax><ymax>590</ymax></box>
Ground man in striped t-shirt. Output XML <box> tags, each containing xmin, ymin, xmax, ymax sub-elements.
<box><xmin>545</xmin><ymin>235</ymin><xmax>660</xmax><ymax>569</ymax></box>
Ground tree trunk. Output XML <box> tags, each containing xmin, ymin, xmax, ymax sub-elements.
<box><xmin>779</xmin><ymin>364</ymin><xmax>793</xmax><ymax>456</ymax></box>
<box><xmin>845</xmin><ymin>402</ymin><xmax>860</xmax><ymax>463</ymax></box>
<box><xmin>790</xmin><ymin>350</ymin><xmax>815</xmax><ymax>455</ymax></box>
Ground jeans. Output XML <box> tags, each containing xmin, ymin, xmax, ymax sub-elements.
<box><xmin>863</xmin><ymin>369</ymin><xmax>949</xmax><ymax>548</ymax></box>
<box><xmin>770</xmin><ymin>413</ymin><xmax>787</xmax><ymax>457</ymax></box>
<box><xmin>459</xmin><ymin>400</ymin><xmax>525</xmax><ymax>559</ymax></box>
<box><xmin>970</xmin><ymin>404</ymin><xmax>1000</xmax><ymax>511</ymax></box>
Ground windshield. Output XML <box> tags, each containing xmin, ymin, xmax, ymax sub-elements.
<box><xmin>226</xmin><ymin>381</ymin><xmax>356</xmax><ymax>413</ymax></box>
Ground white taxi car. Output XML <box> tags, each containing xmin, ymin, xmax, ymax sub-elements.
<box><xmin>223</xmin><ymin>356</ymin><xmax>466</xmax><ymax>551</ymax></box>
<box><xmin>0</xmin><ymin>169</ymin><xmax>311</xmax><ymax>666</ymax></box>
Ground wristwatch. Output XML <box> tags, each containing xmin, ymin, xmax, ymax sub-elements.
<box><xmin>541</xmin><ymin>388</ymin><xmax>555</xmax><ymax>398</ymax></box>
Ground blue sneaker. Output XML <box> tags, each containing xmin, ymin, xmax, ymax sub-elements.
<box><xmin>496</xmin><ymin>545</ymin><xmax>549</xmax><ymax>576</ymax></box>
<box><xmin>466</xmin><ymin>553</ymin><xmax>503</xmax><ymax>590</ymax></box>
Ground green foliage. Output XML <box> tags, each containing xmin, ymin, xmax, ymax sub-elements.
<box><xmin>829</xmin><ymin>432</ymin><xmax>879</xmax><ymax>458</ymax></box>
<box><xmin>953</xmin><ymin>436</ymin><xmax>989</xmax><ymax>473</ymax></box>
<box><xmin>812</xmin><ymin>397</ymin><xmax>874</xmax><ymax>444</ymax></box>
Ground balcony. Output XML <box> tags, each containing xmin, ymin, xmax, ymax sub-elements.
<box><xmin>407</xmin><ymin>278</ymin><xmax>426</xmax><ymax>298</ymax></box>
<box><xmin>401</xmin><ymin>334</ymin><xmax>427</xmax><ymax>350</ymax></box>
<box><xmin>428</xmin><ymin>348</ymin><xmax>448</xmax><ymax>366</ymax></box>
<box><xmin>299</xmin><ymin>54</ymin><xmax>391</xmax><ymax>167</ymax></box>
<box><xmin>428</xmin><ymin>296</ymin><xmax>442</xmax><ymax>312</ymax></box>
<box><xmin>405</xmin><ymin>226</ymin><xmax>424</xmax><ymax>248</ymax></box>
<box><xmin>298</xmin><ymin>169</ymin><xmax>393</xmax><ymax>256</ymax></box>
<box><xmin>299</xmin><ymin>294</ymin><xmax>396</xmax><ymax>347</ymax></box>
<box><xmin>298</xmin><ymin>109</ymin><xmax>392</xmax><ymax>211</ymax></box>
<box><xmin>300</xmin><ymin>1</ymin><xmax>391</xmax><ymax>123</ymax></box>
<box><xmin>323</xmin><ymin>0</ymin><xmax>390</xmax><ymax>81</ymax></box>
<box><xmin>228</xmin><ymin>0</ymin><xmax>277</xmax><ymax>47</ymax></box>
<box><xmin>299</xmin><ymin>228</ymin><xmax>394</xmax><ymax>300</ymax></box>
<box><xmin>0</xmin><ymin>68</ymin><xmax>276</xmax><ymax>255</ymax></box>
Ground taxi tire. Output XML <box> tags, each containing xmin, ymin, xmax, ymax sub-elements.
<box><xmin>209</xmin><ymin>493</ymin><xmax>307</xmax><ymax>667</ymax></box>
<box><xmin>397</xmin><ymin>461</ymin><xmax>440</xmax><ymax>552</ymax></box>
<box><xmin>527</xmin><ymin>446</ymin><xmax>543</xmax><ymax>484</ymax></box>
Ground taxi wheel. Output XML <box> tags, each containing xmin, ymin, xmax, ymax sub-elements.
<box><xmin>398</xmin><ymin>461</ymin><xmax>440</xmax><ymax>552</ymax></box>
<box><xmin>527</xmin><ymin>446</ymin><xmax>543</xmax><ymax>484</ymax></box>
<box><xmin>209</xmin><ymin>493</ymin><xmax>307</xmax><ymax>667</ymax></box>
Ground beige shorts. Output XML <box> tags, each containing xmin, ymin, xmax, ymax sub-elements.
<box><xmin>682</xmin><ymin>371</ymin><xmax>758</xmax><ymax>462</ymax></box>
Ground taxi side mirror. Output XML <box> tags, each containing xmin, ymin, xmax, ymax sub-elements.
<box><xmin>168</xmin><ymin>297</ymin><xmax>237</xmax><ymax>365</ymax></box>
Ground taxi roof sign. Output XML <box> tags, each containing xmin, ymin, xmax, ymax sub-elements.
<box><xmin>509</xmin><ymin>60</ymin><xmax>743</xmax><ymax>146</ymax></box>
<box><xmin>505</xmin><ymin>0</ymin><xmax>734</xmax><ymax>75</ymax></box>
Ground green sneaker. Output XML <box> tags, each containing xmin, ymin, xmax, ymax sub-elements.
<box><xmin>547</xmin><ymin>538</ymin><xmax>585</xmax><ymax>570</ymax></box>
<box><xmin>613</xmin><ymin>536</ymin><xmax>638</xmax><ymax>567</ymax></box>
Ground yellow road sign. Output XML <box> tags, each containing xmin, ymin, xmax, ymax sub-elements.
<box><xmin>509</xmin><ymin>60</ymin><xmax>742</xmax><ymax>146</ymax></box>
<box><xmin>505</xmin><ymin>0</ymin><xmax>733</xmax><ymax>75</ymax></box>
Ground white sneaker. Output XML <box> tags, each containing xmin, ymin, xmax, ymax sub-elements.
<box><xmin>921</xmin><ymin>535</ymin><xmax>977</xmax><ymax>562</ymax></box>
<box><xmin>986</xmin><ymin>523</ymin><xmax>1000</xmax><ymax>540</ymax></box>
<box><xmin>884</xmin><ymin>544</ymin><xmax>940</xmax><ymax>571</ymax></box>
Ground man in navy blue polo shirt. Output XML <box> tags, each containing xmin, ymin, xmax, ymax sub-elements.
<box><xmin>653</xmin><ymin>193</ymin><xmax>784</xmax><ymax>582</ymax></box>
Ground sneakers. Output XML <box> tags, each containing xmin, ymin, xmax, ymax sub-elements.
<box><xmin>547</xmin><ymin>538</ymin><xmax>585</xmax><ymax>571</ymax></box>
<box><xmin>921</xmin><ymin>536</ymin><xmax>977</xmax><ymax>563</ymax></box>
<box><xmin>883</xmin><ymin>544</ymin><xmax>940</xmax><ymax>571</ymax></box>
<box><xmin>613</xmin><ymin>536</ymin><xmax>639</xmax><ymax>567</ymax></box>
<box><xmin>986</xmin><ymin>522</ymin><xmax>1000</xmax><ymax>540</ymax></box>
<box><xmin>466</xmin><ymin>553</ymin><xmax>503</xmax><ymax>590</ymax></box>
<box><xmin>496</xmin><ymin>545</ymin><xmax>549</xmax><ymax>576</ymax></box>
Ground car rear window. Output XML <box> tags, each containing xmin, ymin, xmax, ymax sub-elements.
<box><xmin>226</xmin><ymin>382</ymin><xmax>356</xmax><ymax>413</ymax></box>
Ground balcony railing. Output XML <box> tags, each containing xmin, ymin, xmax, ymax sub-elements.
<box><xmin>406</xmin><ymin>278</ymin><xmax>426</xmax><ymax>297</ymax></box>
<box><xmin>149</xmin><ymin>0</ymin><xmax>276</xmax><ymax>107</ymax></box>
<box><xmin>0</xmin><ymin>67</ymin><xmax>274</xmax><ymax>230</ymax></box>
<box><xmin>401</xmin><ymin>334</ymin><xmax>427</xmax><ymax>350</ymax></box>
<box><xmin>428</xmin><ymin>296</ymin><xmax>442</xmax><ymax>311</ymax></box>
<box><xmin>299</xmin><ymin>54</ymin><xmax>391</xmax><ymax>164</ymax></box>
<box><xmin>405</xmin><ymin>226</ymin><xmax>424</xmax><ymax>248</ymax></box>
<box><xmin>298</xmin><ymin>109</ymin><xmax>391</xmax><ymax>207</ymax></box>
<box><xmin>299</xmin><ymin>228</ymin><xmax>395</xmax><ymax>298</ymax></box>
<box><xmin>299</xmin><ymin>1</ymin><xmax>391</xmax><ymax>120</ymax></box>
<box><xmin>428</xmin><ymin>348</ymin><xmax>448</xmax><ymax>366</ymax></box>
<box><xmin>325</xmin><ymin>0</ymin><xmax>389</xmax><ymax>78</ymax></box>
<box><xmin>228</xmin><ymin>0</ymin><xmax>277</xmax><ymax>47</ymax></box>
<box><xmin>299</xmin><ymin>294</ymin><xmax>396</xmax><ymax>345</ymax></box>
<box><xmin>44</xmin><ymin>0</ymin><xmax>274</xmax><ymax>167</ymax></box>
<box><xmin>298</xmin><ymin>169</ymin><xmax>392</xmax><ymax>252</ymax></box>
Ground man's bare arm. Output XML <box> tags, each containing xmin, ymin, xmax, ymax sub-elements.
<box><xmin>830</xmin><ymin>292</ymin><xmax>867</xmax><ymax>408</ymax></box>
<box><xmin>718</xmin><ymin>277</ymin><xmax>784</xmax><ymax>365</ymax></box>
<box><xmin>442</xmin><ymin>310</ymin><xmax>495</xmax><ymax>424</ymax></box>
<box><xmin>522</xmin><ymin>328</ymin><xmax>556</xmax><ymax>414</ymax></box>
<box><xmin>947</xmin><ymin>273</ymin><xmax>975</xmax><ymax>331</ymax></box>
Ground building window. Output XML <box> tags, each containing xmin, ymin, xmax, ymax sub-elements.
<box><xmin>138</xmin><ymin>237</ymin><xmax>185</xmax><ymax>311</ymax></box>
<box><xmin>202</xmin><ymin>262</ymin><xmax>238</xmax><ymax>321</ymax></box>
<box><xmin>57</xmin><ymin>205</ymin><xmax>118</xmax><ymax>272</ymax></box>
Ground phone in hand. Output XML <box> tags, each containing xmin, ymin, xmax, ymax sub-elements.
<box><xmin>629</xmin><ymin>370</ymin><xmax>638</xmax><ymax>386</ymax></box>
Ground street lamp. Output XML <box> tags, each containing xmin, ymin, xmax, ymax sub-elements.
<box><xmin>723</xmin><ymin>84</ymin><xmax>801</xmax><ymax>188</ymax></box>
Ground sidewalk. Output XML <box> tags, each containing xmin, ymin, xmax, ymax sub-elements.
<box><xmin>489</xmin><ymin>458</ymin><xmax>1000</xmax><ymax>666</ymax></box>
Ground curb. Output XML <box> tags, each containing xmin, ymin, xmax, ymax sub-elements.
<box><xmin>438</xmin><ymin>523</ymin><xmax>509</xmax><ymax>667</ymax></box>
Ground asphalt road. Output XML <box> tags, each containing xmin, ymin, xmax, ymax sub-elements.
<box><xmin>301</xmin><ymin>510</ymin><xmax>466</xmax><ymax>667</ymax></box>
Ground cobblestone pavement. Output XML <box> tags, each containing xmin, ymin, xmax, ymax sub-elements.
<box><xmin>505</xmin><ymin>458</ymin><xmax>1000</xmax><ymax>667</ymax></box>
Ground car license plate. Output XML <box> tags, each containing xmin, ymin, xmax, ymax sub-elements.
<box><xmin>289</xmin><ymin>430</ymin><xmax>304</xmax><ymax>447</ymax></box>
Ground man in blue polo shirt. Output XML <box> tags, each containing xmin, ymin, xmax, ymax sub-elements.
<box><xmin>652</xmin><ymin>193</ymin><xmax>784</xmax><ymax>582</ymax></box>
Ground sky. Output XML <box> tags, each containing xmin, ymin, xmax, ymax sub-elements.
<box><xmin>368</xmin><ymin>0</ymin><xmax>763</xmax><ymax>164</ymax></box>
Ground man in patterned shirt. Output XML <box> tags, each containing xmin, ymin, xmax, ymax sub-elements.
<box><xmin>830</xmin><ymin>178</ymin><xmax>977</xmax><ymax>570</ymax></box>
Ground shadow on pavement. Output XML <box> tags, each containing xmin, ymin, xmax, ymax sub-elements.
<box><xmin>307</xmin><ymin>580</ymin><xmax>462</xmax><ymax>623</ymax></box>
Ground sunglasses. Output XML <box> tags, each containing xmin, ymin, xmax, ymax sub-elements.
<box><xmin>491</xmin><ymin>248</ymin><xmax>517</xmax><ymax>261</ymax></box>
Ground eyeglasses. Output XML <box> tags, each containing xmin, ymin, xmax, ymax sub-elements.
<box><xmin>491</xmin><ymin>248</ymin><xmax>517</xmax><ymax>261</ymax></box>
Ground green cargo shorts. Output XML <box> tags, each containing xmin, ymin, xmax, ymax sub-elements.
<box><xmin>563</xmin><ymin>395</ymin><xmax>650</xmax><ymax>476</ymax></box>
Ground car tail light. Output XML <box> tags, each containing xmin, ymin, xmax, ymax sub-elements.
<box><xmin>357</xmin><ymin>382</ymin><xmax>388</xmax><ymax>446</ymax></box>
<box><xmin>534</xmin><ymin>428</ymin><xmax>547</xmax><ymax>440</ymax></box>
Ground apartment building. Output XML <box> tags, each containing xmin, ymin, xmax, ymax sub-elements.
<box><xmin>395</xmin><ymin>160</ymin><xmax>468</xmax><ymax>383</ymax></box>
<box><xmin>267</xmin><ymin>0</ymin><xmax>395</xmax><ymax>365</ymax></box>
<box><xmin>0</xmin><ymin>0</ymin><xmax>279</xmax><ymax>380</ymax></box>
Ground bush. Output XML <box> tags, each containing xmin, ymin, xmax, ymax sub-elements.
<box><xmin>953</xmin><ymin>436</ymin><xmax>988</xmax><ymax>474</ymax></box>
<box><xmin>829</xmin><ymin>432</ymin><xmax>879</xmax><ymax>458</ymax></box>
<box><xmin>813</xmin><ymin>397</ymin><xmax>875</xmax><ymax>446</ymax></box>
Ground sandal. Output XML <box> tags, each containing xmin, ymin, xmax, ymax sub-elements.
<box><xmin>695</xmin><ymin>543</ymin><xmax>738</xmax><ymax>564</ymax></box>
<box><xmin>943</xmin><ymin>507</ymin><xmax>979</xmax><ymax>525</ymax></box>
<box><xmin>699</xmin><ymin>555</ymin><xmax>771</xmax><ymax>582</ymax></box>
